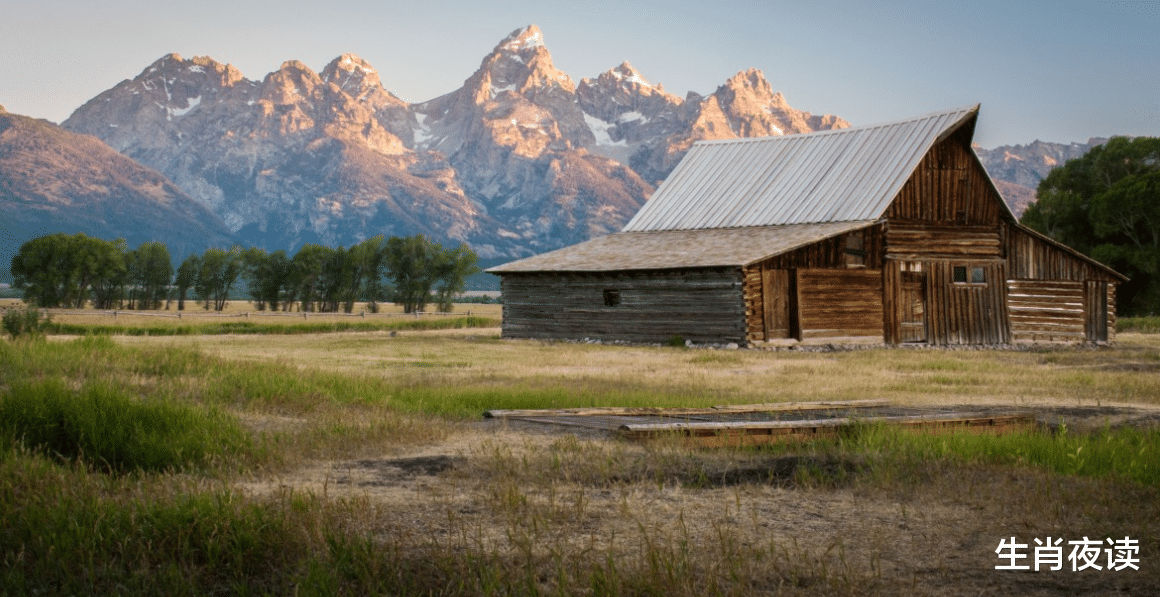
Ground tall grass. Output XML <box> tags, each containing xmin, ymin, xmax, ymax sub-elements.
<box><xmin>0</xmin><ymin>378</ymin><xmax>251</xmax><ymax>473</ymax></box>
<box><xmin>1118</xmin><ymin>316</ymin><xmax>1160</xmax><ymax>334</ymax></box>
<box><xmin>830</xmin><ymin>423</ymin><xmax>1160</xmax><ymax>486</ymax></box>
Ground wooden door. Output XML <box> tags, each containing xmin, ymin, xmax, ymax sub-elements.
<box><xmin>762</xmin><ymin>268</ymin><xmax>791</xmax><ymax>340</ymax></box>
<box><xmin>1085</xmin><ymin>281</ymin><xmax>1109</xmax><ymax>342</ymax></box>
<box><xmin>899</xmin><ymin>271</ymin><xmax>927</xmax><ymax>343</ymax></box>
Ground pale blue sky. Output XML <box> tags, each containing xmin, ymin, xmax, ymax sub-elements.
<box><xmin>1</xmin><ymin>0</ymin><xmax>1157</xmax><ymax>148</ymax></box>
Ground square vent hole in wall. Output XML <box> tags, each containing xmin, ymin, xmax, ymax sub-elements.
<box><xmin>603</xmin><ymin>289</ymin><xmax>621</xmax><ymax>307</ymax></box>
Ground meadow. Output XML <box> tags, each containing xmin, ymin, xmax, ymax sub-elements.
<box><xmin>1</xmin><ymin>301</ymin><xmax>1158</xmax><ymax>595</ymax></box>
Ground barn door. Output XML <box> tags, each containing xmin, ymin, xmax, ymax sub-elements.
<box><xmin>899</xmin><ymin>271</ymin><xmax>927</xmax><ymax>343</ymax></box>
<box><xmin>762</xmin><ymin>268</ymin><xmax>791</xmax><ymax>340</ymax></box>
<box><xmin>1085</xmin><ymin>281</ymin><xmax>1109</xmax><ymax>342</ymax></box>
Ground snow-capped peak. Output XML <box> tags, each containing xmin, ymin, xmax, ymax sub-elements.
<box><xmin>610</xmin><ymin>61</ymin><xmax>651</xmax><ymax>87</ymax></box>
<box><xmin>498</xmin><ymin>25</ymin><xmax>545</xmax><ymax>53</ymax></box>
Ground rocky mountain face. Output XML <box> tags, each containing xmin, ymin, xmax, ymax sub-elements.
<box><xmin>61</xmin><ymin>25</ymin><xmax>849</xmax><ymax>258</ymax></box>
<box><xmin>974</xmin><ymin>138</ymin><xmax>1106</xmax><ymax>217</ymax></box>
<box><xmin>0</xmin><ymin>107</ymin><xmax>237</xmax><ymax>270</ymax></box>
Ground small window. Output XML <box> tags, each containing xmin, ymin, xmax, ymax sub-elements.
<box><xmin>953</xmin><ymin>266</ymin><xmax>986</xmax><ymax>284</ymax></box>
<box><xmin>844</xmin><ymin>234</ymin><xmax>866</xmax><ymax>267</ymax></box>
<box><xmin>602</xmin><ymin>289</ymin><xmax>621</xmax><ymax>307</ymax></box>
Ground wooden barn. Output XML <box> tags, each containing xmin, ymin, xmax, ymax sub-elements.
<box><xmin>488</xmin><ymin>106</ymin><xmax>1127</xmax><ymax>347</ymax></box>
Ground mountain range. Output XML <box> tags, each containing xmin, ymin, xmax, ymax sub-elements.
<box><xmin>2</xmin><ymin>24</ymin><xmax>1107</xmax><ymax>278</ymax></box>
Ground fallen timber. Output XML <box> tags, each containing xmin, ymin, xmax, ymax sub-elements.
<box><xmin>485</xmin><ymin>400</ymin><xmax>1037</xmax><ymax>447</ymax></box>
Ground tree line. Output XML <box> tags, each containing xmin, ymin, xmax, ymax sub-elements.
<box><xmin>1020</xmin><ymin>136</ymin><xmax>1160</xmax><ymax>315</ymax></box>
<box><xmin>10</xmin><ymin>233</ymin><xmax>480</xmax><ymax>313</ymax></box>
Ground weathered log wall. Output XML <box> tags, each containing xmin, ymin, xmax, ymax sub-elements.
<box><xmin>1006</xmin><ymin>279</ymin><xmax>1085</xmax><ymax>342</ymax></box>
<box><xmin>501</xmin><ymin>269</ymin><xmax>748</xmax><ymax>345</ymax></box>
<box><xmin>797</xmin><ymin>269</ymin><xmax>884</xmax><ymax>339</ymax></box>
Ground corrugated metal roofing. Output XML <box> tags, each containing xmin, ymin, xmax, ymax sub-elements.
<box><xmin>622</xmin><ymin>105</ymin><xmax>980</xmax><ymax>232</ymax></box>
<box><xmin>487</xmin><ymin>221</ymin><xmax>877</xmax><ymax>273</ymax></box>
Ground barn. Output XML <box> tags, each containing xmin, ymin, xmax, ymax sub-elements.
<box><xmin>488</xmin><ymin>106</ymin><xmax>1127</xmax><ymax>347</ymax></box>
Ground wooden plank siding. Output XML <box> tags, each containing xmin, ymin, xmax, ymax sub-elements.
<box><xmin>744</xmin><ymin>227</ymin><xmax>883</xmax><ymax>342</ymax></box>
<box><xmin>797</xmin><ymin>269</ymin><xmax>884</xmax><ymax>339</ymax></box>
<box><xmin>885</xmin><ymin>221</ymin><xmax>1003</xmax><ymax>260</ymax></box>
<box><xmin>922</xmin><ymin>261</ymin><xmax>1010</xmax><ymax>345</ymax></box>
<box><xmin>501</xmin><ymin>269</ymin><xmax>748</xmax><ymax>345</ymax></box>
<box><xmin>1007</xmin><ymin>280</ymin><xmax>1085</xmax><ymax>342</ymax></box>
<box><xmin>885</xmin><ymin>128</ymin><xmax>1005</xmax><ymax>226</ymax></box>
<box><xmin>1004</xmin><ymin>224</ymin><xmax>1123</xmax><ymax>283</ymax></box>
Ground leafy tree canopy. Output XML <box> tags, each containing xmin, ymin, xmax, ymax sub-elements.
<box><xmin>1020</xmin><ymin>136</ymin><xmax>1160</xmax><ymax>314</ymax></box>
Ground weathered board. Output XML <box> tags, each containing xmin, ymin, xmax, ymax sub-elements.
<box><xmin>620</xmin><ymin>411</ymin><xmax>1037</xmax><ymax>448</ymax></box>
<box><xmin>796</xmin><ymin>269</ymin><xmax>884</xmax><ymax>339</ymax></box>
<box><xmin>500</xmin><ymin>269</ymin><xmax>748</xmax><ymax>344</ymax></box>
<box><xmin>1007</xmin><ymin>279</ymin><xmax>1085</xmax><ymax>342</ymax></box>
<box><xmin>1005</xmin><ymin>224</ymin><xmax>1124</xmax><ymax>283</ymax></box>
<box><xmin>886</xmin><ymin>128</ymin><xmax>1005</xmax><ymax>226</ymax></box>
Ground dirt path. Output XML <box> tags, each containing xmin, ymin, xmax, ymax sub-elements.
<box><xmin>238</xmin><ymin>403</ymin><xmax>1158</xmax><ymax>596</ymax></box>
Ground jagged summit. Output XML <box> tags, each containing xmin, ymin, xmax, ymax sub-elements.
<box><xmin>609</xmin><ymin>61</ymin><xmax>651</xmax><ymax>87</ymax></box>
<box><xmin>321</xmin><ymin>54</ymin><xmax>381</xmax><ymax>90</ymax></box>
<box><xmin>497</xmin><ymin>24</ymin><xmax>546</xmax><ymax>54</ymax></box>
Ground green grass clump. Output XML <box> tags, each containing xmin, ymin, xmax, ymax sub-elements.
<box><xmin>1118</xmin><ymin>316</ymin><xmax>1160</xmax><ymax>334</ymax></box>
<box><xmin>0</xmin><ymin>379</ymin><xmax>250</xmax><ymax>474</ymax></box>
<box><xmin>837</xmin><ymin>424</ymin><xmax>1160</xmax><ymax>486</ymax></box>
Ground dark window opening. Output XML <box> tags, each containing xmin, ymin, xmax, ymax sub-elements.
<box><xmin>953</xmin><ymin>266</ymin><xmax>986</xmax><ymax>285</ymax></box>
<box><xmin>844</xmin><ymin>234</ymin><xmax>866</xmax><ymax>267</ymax></box>
<box><xmin>603</xmin><ymin>289</ymin><xmax>621</xmax><ymax>307</ymax></box>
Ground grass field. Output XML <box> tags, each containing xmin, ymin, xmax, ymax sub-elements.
<box><xmin>1</xmin><ymin>304</ymin><xmax>1158</xmax><ymax>595</ymax></box>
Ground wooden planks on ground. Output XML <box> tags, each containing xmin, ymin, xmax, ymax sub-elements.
<box><xmin>484</xmin><ymin>399</ymin><xmax>890</xmax><ymax>419</ymax></box>
<box><xmin>619</xmin><ymin>411</ymin><xmax>1037</xmax><ymax>447</ymax></box>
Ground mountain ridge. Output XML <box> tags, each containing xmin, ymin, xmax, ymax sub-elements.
<box><xmin>8</xmin><ymin>24</ymin><xmax>1106</xmax><ymax>266</ymax></box>
<box><xmin>58</xmin><ymin>25</ymin><xmax>848</xmax><ymax>258</ymax></box>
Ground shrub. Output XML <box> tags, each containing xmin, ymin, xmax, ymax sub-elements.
<box><xmin>2</xmin><ymin>306</ymin><xmax>52</xmax><ymax>340</ymax></box>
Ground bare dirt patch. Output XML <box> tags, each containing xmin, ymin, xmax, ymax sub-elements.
<box><xmin>241</xmin><ymin>403</ymin><xmax>1158</xmax><ymax>596</ymax></box>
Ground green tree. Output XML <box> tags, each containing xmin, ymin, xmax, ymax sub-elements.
<box><xmin>289</xmin><ymin>244</ymin><xmax>333</xmax><ymax>312</ymax></box>
<box><xmin>175</xmin><ymin>254</ymin><xmax>201</xmax><ymax>311</ymax></box>
<box><xmin>356</xmin><ymin>235</ymin><xmax>389</xmax><ymax>313</ymax></box>
<box><xmin>194</xmin><ymin>247</ymin><xmax>243</xmax><ymax>311</ymax></box>
<box><xmin>127</xmin><ymin>241</ymin><xmax>173</xmax><ymax>310</ymax></box>
<box><xmin>382</xmin><ymin>235</ymin><xmax>479</xmax><ymax>313</ymax></box>
<box><xmin>432</xmin><ymin>244</ymin><xmax>480</xmax><ymax>312</ymax></box>
<box><xmin>10</xmin><ymin>233</ymin><xmax>75</xmax><ymax>307</ymax></box>
<box><xmin>85</xmin><ymin>237</ymin><xmax>129</xmax><ymax>310</ymax></box>
<box><xmin>242</xmin><ymin>248</ymin><xmax>290</xmax><ymax>311</ymax></box>
<box><xmin>10</xmin><ymin>233</ymin><xmax>127</xmax><ymax>309</ymax></box>
<box><xmin>384</xmin><ymin>235</ymin><xmax>436</xmax><ymax>313</ymax></box>
<box><xmin>1021</xmin><ymin>136</ymin><xmax>1160</xmax><ymax>314</ymax></box>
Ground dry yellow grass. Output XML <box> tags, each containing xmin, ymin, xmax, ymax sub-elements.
<box><xmin>31</xmin><ymin>300</ymin><xmax>501</xmax><ymax>329</ymax></box>
<box><xmin>110</xmin><ymin>329</ymin><xmax>1160</xmax><ymax>413</ymax></box>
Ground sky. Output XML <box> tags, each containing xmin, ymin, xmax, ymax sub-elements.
<box><xmin>1</xmin><ymin>0</ymin><xmax>1157</xmax><ymax>149</ymax></box>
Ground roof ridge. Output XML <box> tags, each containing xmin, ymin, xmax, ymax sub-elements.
<box><xmin>693</xmin><ymin>104</ymin><xmax>980</xmax><ymax>147</ymax></box>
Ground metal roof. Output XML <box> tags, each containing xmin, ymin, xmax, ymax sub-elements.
<box><xmin>623</xmin><ymin>105</ymin><xmax>980</xmax><ymax>232</ymax></box>
<box><xmin>487</xmin><ymin>221</ymin><xmax>877</xmax><ymax>273</ymax></box>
